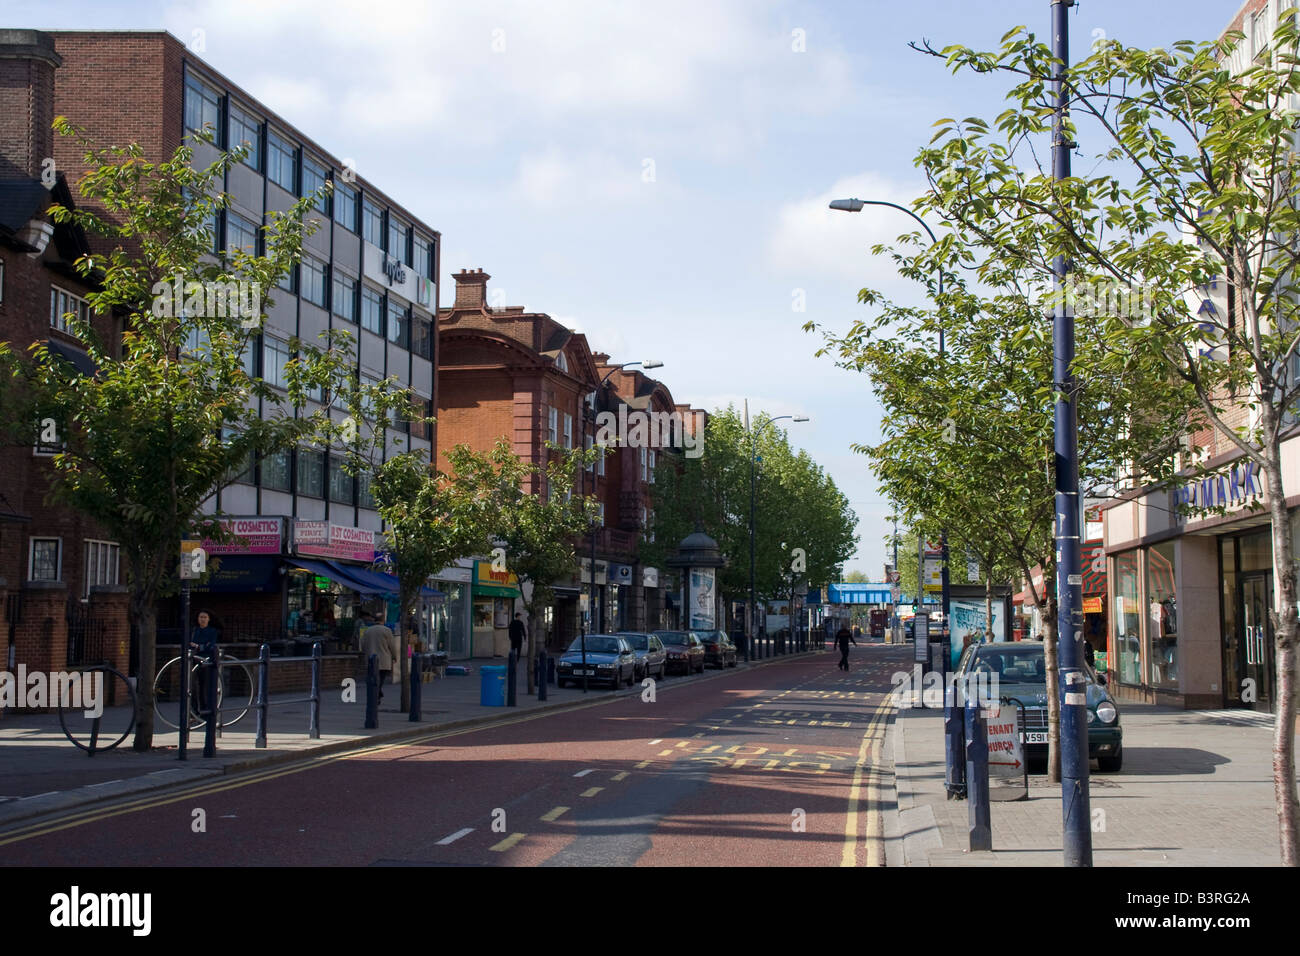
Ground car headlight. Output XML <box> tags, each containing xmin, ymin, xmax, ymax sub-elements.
<box><xmin>1095</xmin><ymin>701</ymin><xmax>1117</xmax><ymax>724</ymax></box>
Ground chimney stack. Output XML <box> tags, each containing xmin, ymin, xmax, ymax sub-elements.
<box><xmin>453</xmin><ymin>268</ymin><xmax>491</xmax><ymax>311</ymax></box>
<box><xmin>0</xmin><ymin>30</ymin><xmax>62</xmax><ymax>182</ymax></box>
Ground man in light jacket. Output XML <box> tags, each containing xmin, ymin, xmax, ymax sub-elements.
<box><xmin>361</xmin><ymin>613</ymin><xmax>400</xmax><ymax>702</ymax></box>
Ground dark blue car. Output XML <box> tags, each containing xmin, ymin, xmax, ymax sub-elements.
<box><xmin>556</xmin><ymin>634</ymin><xmax>637</xmax><ymax>689</ymax></box>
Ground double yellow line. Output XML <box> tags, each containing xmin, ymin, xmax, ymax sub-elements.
<box><xmin>0</xmin><ymin>695</ymin><xmax>620</xmax><ymax>848</ymax></box>
<box><xmin>840</xmin><ymin>694</ymin><xmax>894</xmax><ymax>867</ymax></box>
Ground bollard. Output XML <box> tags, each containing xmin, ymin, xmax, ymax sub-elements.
<box><xmin>964</xmin><ymin>675</ymin><xmax>992</xmax><ymax>851</ymax></box>
<box><xmin>364</xmin><ymin>653</ymin><xmax>379</xmax><ymax>729</ymax></box>
<box><xmin>538</xmin><ymin>649</ymin><xmax>548</xmax><ymax>701</ymax></box>
<box><xmin>309</xmin><ymin>642</ymin><xmax>322</xmax><ymax>739</ymax></box>
<box><xmin>507</xmin><ymin>650</ymin><xmax>518</xmax><ymax>706</ymax></box>
<box><xmin>410</xmin><ymin>652</ymin><xmax>423</xmax><ymax>722</ymax></box>
<box><xmin>178</xmin><ymin>637</ymin><xmax>190</xmax><ymax>761</ymax></box>
<box><xmin>202</xmin><ymin>653</ymin><xmax>217</xmax><ymax>758</ymax></box>
<box><xmin>255</xmin><ymin>643</ymin><xmax>269</xmax><ymax>749</ymax></box>
<box><xmin>944</xmin><ymin>673</ymin><xmax>966</xmax><ymax>799</ymax></box>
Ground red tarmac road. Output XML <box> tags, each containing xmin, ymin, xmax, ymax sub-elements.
<box><xmin>0</xmin><ymin>646</ymin><xmax>907</xmax><ymax>867</ymax></box>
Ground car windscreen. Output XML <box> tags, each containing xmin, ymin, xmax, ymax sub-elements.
<box><xmin>567</xmin><ymin>636</ymin><xmax>621</xmax><ymax>654</ymax></box>
<box><xmin>654</xmin><ymin>631</ymin><xmax>688</xmax><ymax>644</ymax></box>
<box><xmin>971</xmin><ymin>647</ymin><xmax>1047</xmax><ymax>684</ymax></box>
<box><xmin>622</xmin><ymin>635</ymin><xmax>648</xmax><ymax>650</ymax></box>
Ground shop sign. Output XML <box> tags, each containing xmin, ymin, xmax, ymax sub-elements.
<box><xmin>293</xmin><ymin>520</ymin><xmax>375</xmax><ymax>562</ymax></box>
<box><xmin>688</xmin><ymin>567</ymin><xmax>716</xmax><ymax>630</ymax></box>
<box><xmin>642</xmin><ymin>566</ymin><xmax>659</xmax><ymax>588</ymax></box>
<box><xmin>475</xmin><ymin>561</ymin><xmax>519</xmax><ymax>589</ymax></box>
<box><xmin>1082</xmin><ymin>596</ymin><xmax>1103</xmax><ymax>614</ymax></box>
<box><xmin>200</xmin><ymin>516</ymin><xmax>283</xmax><ymax>555</ymax></box>
<box><xmin>608</xmin><ymin>563</ymin><xmax>633</xmax><ymax>585</ymax></box>
<box><xmin>1175</xmin><ymin>461</ymin><xmax>1263</xmax><ymax>517</ymax></box>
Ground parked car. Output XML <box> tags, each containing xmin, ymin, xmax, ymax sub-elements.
<box><xmin>953</xmin><ymin>641</ymin><xmax>1123</xmax><ymax>772</ymax></box>
<box><xmin>556</xmin><ymin>634</ymin><xmax>637</xmax><ymax>689</ymax></box>
<box><xmin>618</xmin><ymin>632</ymin><xmax>667</xmax><ymax>681</ymax></box>
<box><xmin>691</xmin><ymin>629</ymin><xmax>737</xmax><ymax>668</ymax></box>
<box><xmin>653</xmin><ymin>630</ymin><xmax>706</xmax><ymax>675</ymax></box>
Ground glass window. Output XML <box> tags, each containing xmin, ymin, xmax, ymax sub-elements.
<box><xmin>1146</xmin><ymin>541</ymin><xmax>1177</xmax><ymax>689</ymax></box>
<box><xmin>263</xmin><ymin>337</ymin><xmax>292</xmax><ymax>389</ymax></box>
<box><xmin>358</xmin><ymin>471</ymin><xmax>376</xmax><ymax>510</ymax></box>
<box><xmin>302</xmin><ymin>155</ymin><xmax>329</xmax><ymax>214</ymax></box>
<box><xmin>328</xmin><ymin>454</ymin><xmax>354</xmax><ymax>503</ymax></box>
<box><xmin>302</xmin><ymin>257</ymin><xmax>328</xmax><ymax>308</ymax></box>
<box><xmin>277</xmin><ymin>261</ymin><xmax>297</xmax><ymax>295</ymax></box>
<box><xmin>333</xmin><ymin>272</ymin><xmax>358</xmax><ymax>322</ymax></box>
<box><xmin>361</xmin><ymin>286</ymin><xmax>384</xmax><ymax>335</ymax></box>
<box><xmin>387</xmin><ymin>298</ymin><xmax>410</xmax><ymax>349</ymax></box>
<box><xmin>225</xmin><ymin>211</ymin><xmax>258</xmax><ymax>256</ymax></box>
<box><xmin>183</xmin><ymin>72</ymin><xmax>222</xmax><ymax>140</ymax></box>
<box><xmin>228</xmin><ymin>103</ymin><xmax>262</xmax><ymax>170</ymax></box>
<box><xmin>388</xmin><ymin>218</ymin><xmax>409</xmax><ymax>262</ymax></box>
<box><xmin>222</xmin><ymin>427</ymin><xmax>254</xmax><ymax>484</ymax></box>
<box><xmin>267</xmin><ymin>130</ymin><xmax>298</xmax><ymax>193</ymax></box>
<box><xmin>649</xmin><ymin>450</ymin><xmax>656</xmax><ymax>483</ymax></box>
<box><xmin>29</xmin><ymin>537</ymin><xmax>61</xmax><ymax>582</ymax></box>
<box><xmin>334</xmin><ymin>181</ymin><xmax>359</xmax><ymax>232</ymax></box>
<box><xmin>261</xmin><ymin>447</ymin><xmax>291</xmax><ymax>491</ymax></box>
<box><xmin>1113</xmin><ymin>550</ymin><xmax>1142</xmax><ymax>685</ymax></box>
<box><xmin>50</xmin><ymin>286</ymin><xmax>90</xmax><ymax>336</ymax></box>
<box><xmin>640</xmin><ymin>446</ymin><xmax>648</xmax><ymax>481</ymax></box>
<box><xmin>414</xmin><ymin>234</ymin><xmax>433</xmax><ymax>279</ymax></box>
<box><xmin>411</xmin><ymin>314</ymin><xmax>433</xmax><ymax>360</ymax></box>
<box><xmin>362</xmin><ymin>199</ymin><xmax>384</xmax><ymax>247</ymax></box>
<box><xmin>240</xmin><ymin>336</ymin><xmax>258</xmax><ymax>378</ymax></box>
<box><xmin>548</xmin><ymin>407</ymin><xmax>558</xmax><ymax>444</ymax></box>
<box><xmin>297</xmin><ymin>448</ymin><xmax>325</xmax><ymax>498</ymax></box>
<box><xmin>83</xmin><ymin>539</ymin><xmax>120</xmax><ymax>597</ymax></box>
<box><xmin>563</xmin><ymin>413</ymin><xmax>573</xmax><ymax>449</ymax></box>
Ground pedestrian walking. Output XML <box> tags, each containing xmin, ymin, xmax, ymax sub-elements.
<box><xmin>509</xmin><ymin>612</ymin><xmax>526</xmax><ymax>662</ymax></box>
<box><xmin>190</xmin><ymin>608</ymin><xmax>221</xmax><ymax>714</ymax></box>
<box><xmin>835</xmin><ymin>623</ymin><xmax>857</xmax><ymax>672</ymax></box>
<box><xmin>361</xmin><ymin>613</ymin><xmax>399</xmax><ymax>703</ymax></box>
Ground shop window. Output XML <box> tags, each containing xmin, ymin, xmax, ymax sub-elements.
<box><xmin>1146</xmin><ymin>541</ymin><xmax>1178</xmax><ymax>689</ymax></box>
<box><xmin>1112</xmin><ymin>550</ymin><xmax>1142</xmax><ymax>685</ymax></box>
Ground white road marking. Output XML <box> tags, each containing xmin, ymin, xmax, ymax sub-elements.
<box><xmin>437</xmin><ymin>827</ymin><xmax>475</xmax><ymax>845</ymax></box>
<box><xmin>573</xmin><ymin>769</ymin><xmax>595</xmax><ymax>777</ymax></box>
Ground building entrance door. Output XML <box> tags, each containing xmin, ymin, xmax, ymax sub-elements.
<box><xmin>1236</xmin><ymin>573</ymin><xmax>1275</xmax><ymax>712</ymax></box>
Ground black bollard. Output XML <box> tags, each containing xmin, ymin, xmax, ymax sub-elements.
<box><xmin>965</xmin><ymin>676</ymin><xmax>992</xmax><ymax>851</ymax></box>
<box><xmin>538</xmin><ymin>649</ymin><xmax>548</xmax><ymax>701</ymax></box>
<box><xmin>507</xmin><ymin>649</ymin><xmax>518</xmax><ymax>706</ymax></box>
<box><xmin>255</xmin><ymin>643</ymin><xmax>269</xmax><ymax>749</ymax></box>
<box><xmin>202</xmin><ymin>653</ymin><xmax>217</xmax><ymax>758</ymax></box>
<box><xmin>309</xmin><ymin>642</ymin><xmax>322</xmax><ymax>739</ymax></box>
<box><xmin>410</xmin><ymin>652</ymin><xmax>423</xmax><ymax>722</ymax></box>
<box><xmin>364</xmin><ymin>653</ymin><xmax>379</xmax><ymax>729</ymax></box>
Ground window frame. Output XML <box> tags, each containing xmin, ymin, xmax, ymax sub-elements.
<box><xmin>332</xmin><ymin>271</ymin><xmax>359</xmax><ymax>322</ymax></box>
<box><xmin>302</xmin><ymin>256</ymin><xmax>329</xmax><ymax>309</ymax></box>
<box><xmin>548</xmin><ymin>407</ymin><xmax>558</xmax><ymax>444</ymax></box>
<box><xmin>296</xmin><ymin>447</ymin><xmax>325</xmax><ymax>499</ymax></box>
<box><xmin>28</xmin><ymin>536</ymin><xmax>62</xmax><ymax>583</ymax></box>
<box><xmin>50</xmin><ymin>285</ymin><xmax>90</xmax><ymax>336</ymax></box>
<box><xmin>361</xmin><ymin>285</ymin><xmax>384</xmax><ymax>336</ymax></box>
<box><xmin>83</xmin><ymin>539</ymin><xmax>121</xmax><ymax>597</ymax></box>
<box><xmin>227</xmin><ymin>102</ymin><xmax>263</xmax><ymax>171</ymax></box>
<box><xmin>260</xmin><ymin>446</ymin><xmax>292</xmax><ymax>492</ymax></box>
<box><xmin>333</xmin><ymin>180</ymin><xmax>359</xmax><ymax>232</ymax></box>
<box><xmin>362</xmin><ymin>198</ymin><xmax>384</xmax><ymax>247</ymax></box>
<box><xmin>266</xmin><ymin>129</ymin><xmax>299</xmax><ymax>194</ymax></box>
<box><xmin>183</xmin><ymin>72</ymin><xmax>223</xmax><ymax>141</ymax></box>
<box><xmin>302</xmin><ymin>154</ymin><xmax>330</xmax><ymax>214</ymax></box>
<box><xmin>328</xmin><ymin>454</ymin><xmax>355</xmax><ymax>504</ymax></box>
<box><xmin>225</xmin><ymin>210</ymin><xmax>259</xmax><ymax>257</ymax></box>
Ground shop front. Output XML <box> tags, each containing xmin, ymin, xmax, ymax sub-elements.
<box><xmin>432</xmin><ymin>564</ymin><xmax>473</xmax><ymax>660</ymax></box>
<box><xmin>471</xmin><ymin>560</ymin><xmax>521</xmax><ymax>658</ymax></box>
<box><xmin>1103</xmin><ymin>453</ymin><xmax>1293</xmax><ymax>712</ymax></box>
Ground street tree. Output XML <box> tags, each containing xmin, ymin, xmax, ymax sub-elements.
<box><xmin>904</xmin><ymin>13</ymin><xmax>1300</xmax><ymax>860</ymax></box>
<box><xmin>0</xmin><ymin>121</ymin><xmax>350</xmax><ymax>750</ymax></box>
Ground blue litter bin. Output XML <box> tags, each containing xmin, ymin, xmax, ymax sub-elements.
<box><xmin>480</xmin><ymin>665</ymin><xmax>507</xmax><ymax>706</ymax></box>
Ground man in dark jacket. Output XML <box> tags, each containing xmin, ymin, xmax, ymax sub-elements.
<box><xmin>835</xmin><ymin>624</ymin><xmax>857</xmax><ymax>672</ymax></box>
<box><xmin>509</xmin><ymin>613</ymin><xmax>526</xmax><ymax>662</ymax></box>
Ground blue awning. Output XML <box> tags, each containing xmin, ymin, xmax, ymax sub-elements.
<box><xmin>329</xmin><ymin>561</ymin><xmax>444</xmax><ymax>600</ymax></box>
<box><xmin>284</xmin><ymin>558</ymin><xmax>386</xmax><ymax>595</ymax></box>
<box><xmin>827</xmin><ymin>582</ymin><xmax>893</xmax><ymax>605</ymax></box>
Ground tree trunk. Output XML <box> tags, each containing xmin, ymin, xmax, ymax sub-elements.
<box><xmin>398</xmin><ymin>615</ymin><xmax>410</xmax><ymax>714</ymax></box>
<box><xmin>525</xmin><ymin>603</ymin><xmax>537</xmax><ymax>696</ymax></box>
<box><xmin>131</xmin><ymin>595</ymin><xmax>156</xmax><ymax>752</ymax></box>
<box><xmin>985</xmin><ymin>573</ymin><xmax>994</xmax><ymax>640</ymax></box>
<box><xmin>1262</xmin><ymin>452</ymin><xmax>1300</xmax><ymax>866</ymax></box>
<box><xmin>1041</xmin><ymin>597</ymin><xmax>1061</xmax><ymax>785</ymax></box>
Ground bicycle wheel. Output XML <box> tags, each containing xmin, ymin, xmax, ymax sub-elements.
<box><xmin>153</xmin><ymin>655</ymin><xmax>218</xmax><ymax>731</ymax></box>
<box><xmin>216</xmin><ymin>654</ymin><xmax>255</xmax><ymax>729</ymax></box>
<box><xmin>59</xmin><ymin>666</ymin><xmax>136</xmax><ymax>754</ymax></box>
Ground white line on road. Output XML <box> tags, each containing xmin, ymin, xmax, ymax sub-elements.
<box><xmin>649</xmin><ymin>739</ymin><xmax>663</xmax><ymax>745</ymax></box>
<box><xmin>437</xmin><ymin>827</ymin><xmax>475</xmax><ymax>845</ymax></box>
<box><xmin>84</xmin><ymin>779</ymin><xmax>123</xmax><ymax>789</ymax></box>
<box><xmin>573</xmin><ymin>769</ymin><xmax>594</xmax><ymax>777</ymax></box>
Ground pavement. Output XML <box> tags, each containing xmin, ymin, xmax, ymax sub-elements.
<box><xmin>0</xmin><ymin>647</ymin><xmax>811</xmax><ymax>829</ymax></box>
<box><xmin>886</xmin><ymin>674</ymin><xmax>1288</xmax><ymax>866</ymax></box>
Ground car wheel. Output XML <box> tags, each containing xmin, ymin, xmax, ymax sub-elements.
<box><xmin>1098</xmin><ymin>743</ymin><xmax>1123</xmax><ymax>773</ymax></box>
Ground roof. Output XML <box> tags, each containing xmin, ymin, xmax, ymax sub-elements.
<box><xmin>0</xmin><ymin>179</ymin><xmax>54</xmax><ymax>238</ymax></box>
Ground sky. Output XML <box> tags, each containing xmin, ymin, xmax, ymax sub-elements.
<box><xmin>5</xmin><ymin>0</ymin><xmax>1244</xmax><ymax>578</ymax></box>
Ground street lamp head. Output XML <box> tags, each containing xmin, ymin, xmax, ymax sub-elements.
<box><xmin>793</xmin><ymin>416</ymin><xmax>810</xmax><ymax>422</ymax></box>
<box><xmin>829</xmin><ymin>198</ymin><xmax>864</xmax><ymax>212</ymax></box>
<box><xmin>642</xmin><ymin>360</ymin><xmax>665</xmax><ymax>369</ymax></box>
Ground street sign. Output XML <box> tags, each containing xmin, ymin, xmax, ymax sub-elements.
<box><xmin>986</xmin><ymin>701</ymin><xmax>1028</xmax><ymax>801</ymax></box>
<box><xmin>179</xmin><ymin>541</ymin><xmax>207</xmax><ymax>580</ymax></box>
<box><xmin>913</xmin><ymin>614</ymin><xmax>929</xmax><ymax>662</ymax></box>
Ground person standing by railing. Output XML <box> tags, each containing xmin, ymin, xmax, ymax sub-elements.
<box><xmin>190</xmin><ymin>609</ymin><xmax>221</xmax><ymax>713</ymax></box>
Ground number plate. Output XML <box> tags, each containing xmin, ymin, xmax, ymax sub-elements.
<box><xmin>574</xmin><ymin>669</ymin><xmax>595</xmax><ymax>676</ymax></box>
<box><xmin>1022</xmin><ymin>732</ymin><xmax>1048</xmax><ymax>743</ymax></box>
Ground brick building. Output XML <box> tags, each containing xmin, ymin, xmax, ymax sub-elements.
<box><xmin>3</xmin><ymin>29</ymin><xmax>452</xmax><ymax>675</ymax></box>
<box><xmin>438</xmin><ymin>269</ymin><xmax>692</xmax><ymax>650</ymax></box>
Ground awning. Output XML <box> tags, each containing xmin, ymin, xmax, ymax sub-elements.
<box><xmin>334</xmin><ymin>561</ymin><xmax>443</xmax><ymax>600</ymax></box>
<box><xmin>43</xmin><ymin>338</ymin><xmax>97</xmax><ymax>377</ymax></box>
<box><xmin>284</xmin><ymin>558</ymin><xmax>385</xmax><ymax>595</ymax></box>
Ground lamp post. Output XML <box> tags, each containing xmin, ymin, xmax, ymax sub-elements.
<box><xmin>746</xmin><ymin>406</ymin><xmax>809</xmax><ymax>662</ymax></box>
<box><xmin>831</xmin><ymin>196</ymin><xmax>957</xmax><ymax>790</ymax></box>
<box><xmin>581</xmin><ymin>359</ymin><xmax>663</xmax><ymax>692</ymax></box>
